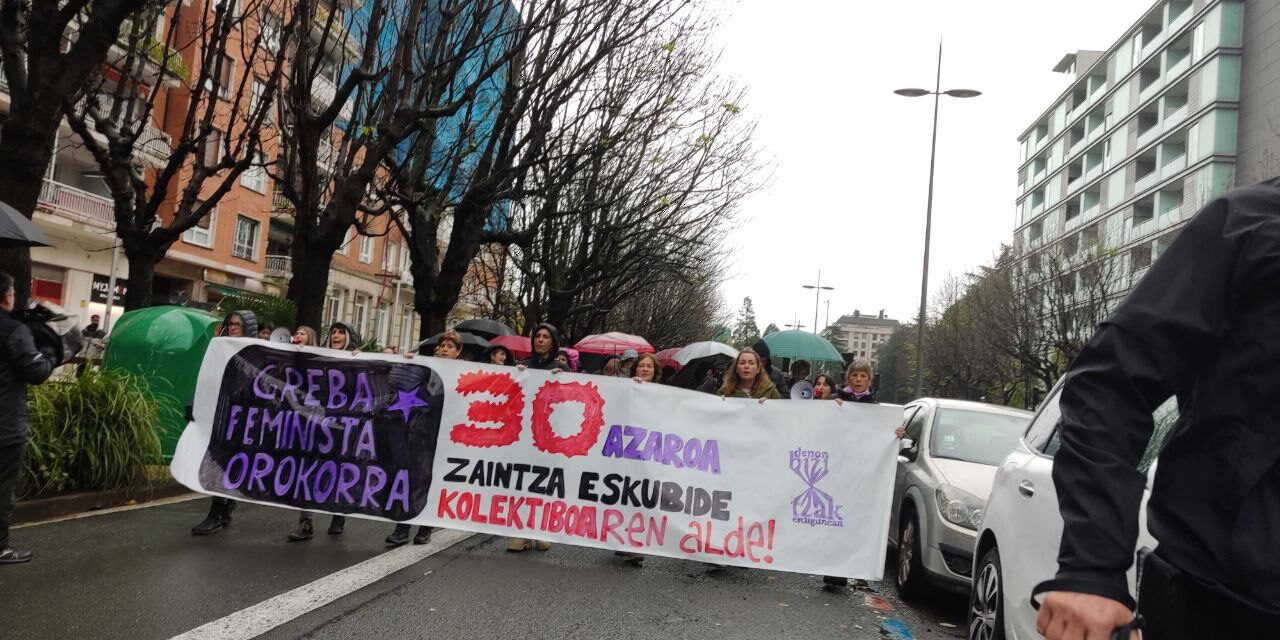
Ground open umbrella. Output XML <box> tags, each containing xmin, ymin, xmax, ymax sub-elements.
<box><xmin>655</xmin><ymin>347</ymin><xmax>683</xmax><ymax>372</ymax></box>
<box><xmin>761</xmin><ymin>330</ymin><xmax>843</xmax><ymax>363</ymax></box>
<box><xmin>455</xmin><ymin>318</ymin><xmax>514</xmax><ymax>340</ymax></box>
<box><xmin>574</xmin><ymin>332</ymin><xmax>654</xmax><ymax>355</ymax></box>
<box><xmin>489</xmin><ymin>335</ymin><xmax>531</xmax><ymax>360</ymax></box>
<box><xmin>0</xmin><ymin>201</ymin><xmax>50</xmax><ymax>248</ymax></box>
<box><xmin>670</xmin><ymin>341</ymin><xmax>739</xmax><ymax>389</ymax></box>
<box><xmin>419</xmin><ymin>331</ymin><xmax>490</xmax><ymax>356</ymax></box>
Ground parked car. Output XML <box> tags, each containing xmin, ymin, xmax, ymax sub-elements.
<box><xmin>889</xmin><ymin>399</ymin><xmax>1034</xmax><ymax>600</ymax></box>
<box><xmin>967</xmin><ymin>381</ymin><xmax>1176</xmax><ymax>640</ymax></box>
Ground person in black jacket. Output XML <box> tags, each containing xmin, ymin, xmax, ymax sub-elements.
<box><xmin>511</xmin><ymin>322</ymin><xmax>561</xmax><ymax>552</ymax></box>
<box><xmin>1034</xmin><ymin>180</ymin><xmax>1280</xmax><ymax>639</ymax></box>
<box><xmin>0</xmin><ymin>273</ymin><xmax>56</xmax><ymax>564</ymax></box>
<box><xmin>191</xmin><ymin>310</ymin><xmax>257</xmax><ymax>536</ymax></box>
<box><xmin>751</xmin><ymin>339</ymin><xmax>789</xmax><ymax>398</ymax></box>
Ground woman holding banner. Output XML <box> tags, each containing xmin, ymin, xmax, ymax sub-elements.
<box><xmin>609</xmin><ymin>352</ymin><xmax>666</xmax><ymax>566</ymax></box>
<box><xmin>287</xmin><ymin>325</ymin><xmax>348</xmax><ymax>542</ymax></box>
<box><xmin>510</xmin><ymin>323</ymin><xmax>562</xmax><ymax>552</ymax></box>
<box><xmin>191</xmin><ymin>310</ymin><xmax>256</xmax><ymax>536</ymax></box>
<box><xmin>387</xmin><ymin>331</ymin><xmax>466</xmax><ymax>547</ymax></box>
<box><xmin>717</xmin><ymin>348</ymin><xmax>780</xmax><ymax>401</ymax></box>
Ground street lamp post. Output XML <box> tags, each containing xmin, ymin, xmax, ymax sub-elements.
<box><xmin>894</xmin><ymin>42</ymin><xmax>981</xmax><ymax>399</ymax></box>
<box><xmin>802</xmin><ymin>269</ymin><xmax>834</xmax><ymax>335</ymax></box>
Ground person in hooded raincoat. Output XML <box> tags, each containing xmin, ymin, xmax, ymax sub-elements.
<box><xmin>191</xmin><ymin>310</ymin><xmax>258</xmax><ymax>536</ymax></box>
<box><xmin>751</xmin><ymin>339</ymin><xmax>789</xmax><ymax>398</ymax></box>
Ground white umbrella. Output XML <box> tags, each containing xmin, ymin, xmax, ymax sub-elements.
<box><xmin>672</xmin><ymin>341</ymin><xmax>738</xmax><ymax>366</ymax></box>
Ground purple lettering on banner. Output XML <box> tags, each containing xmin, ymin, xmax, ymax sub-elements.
<box><xmin>703</xmin><ymin>440</ymin><xmax>721</xmax><ymax>474</ymax></box>
<box><xmin>662</xmin><ymin>433</ymin><xmax>685</xmax><ymax>468</ymax></box>
<box><xmin>684</xmin><ymin>438</ymin><xmax>702</xmax><ymax>469</ymax></box>
<box><xmin>273</xmin><ymin>456</ymin><xmax>298</xmax><ymax>496</ymax></box>
<box><xmin>351</xmin><ymin>373</ymin><xmax>374</xmax><ymax>412</ymax></box>
<box><xmin>293</xmin><ymin>458</ymin><xmax>318</xmax><ymax>502</ymax></box>
<box><xmin>223</xmin><ymin>452</ymin><xmax>250</xmax><ymax>489</ymax></box>
<box><xmin>335</xmin><ymin>462</ymin><xmax>360</xmax><ymax>505</ymax></box>
<box><xmin>248</xmin><ymin>452</ymin><xmax>274</xmax><ymax>492</ymax></box>
<box><xmin>226</xmin><ymin>405</ymin><xmax>243</xmax><ymax>441</ymax></box>
<box><xmin>305</xmin><ymin>369</ymin><xmax>324</xmax><ymax>406</ymax></box>
<box><xmin>313</xmin><ymin>461</ymin><xmax>338</xmax><ymax>503</ymax></box>
<box><xmin>387</xmin><ymin>470</ymin><xmax>411</xmax><ymax>512</ymax></box>
<box><xmin>327</xmin><ymin>369</ymin><xmax>348</xmax><ymax>409</ymax></box>
<box><xmin>354</xmin><ymin>421</ymin><xmax>377</xmax><ymax>461</ymax></box>
<box><xmin>252</xmin><ymin>364</ymin><xmax>278</xmax><ymax>400</ymax></box>
<box><xmin>601</xmin><ymin>425</ymin><xmax>624</xmax><ymax>457</ymax></box>
<box><xmin>361</xmin><ymin>466</ymin><xmax>387</xmax><ymax>509</ymax></box>
<box><xmin>283</xmin><ymin>367</ymin><xmax>303</xmax><ymax>404</ymax></box>
<box><xmin>201</xmin><ymin>346</ymin><xmax>438</xmax><ymax>521</ymax></box>
<box><xmin>640</xmin><ymin>431</ymin><xmax>661</xmax><ymax>462</ymax></box>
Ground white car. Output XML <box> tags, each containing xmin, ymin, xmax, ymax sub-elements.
<box><xmin>967</xmin><ymin>382</ymin><xmax>1176</xmax><ymax>640</ymax></box>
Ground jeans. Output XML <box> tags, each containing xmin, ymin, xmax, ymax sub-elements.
<box><xmin>0</xmin><ymin>441</ymin><xmax>26</xmax><ymax>549</ymax></box>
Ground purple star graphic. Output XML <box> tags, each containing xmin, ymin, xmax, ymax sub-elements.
<box><xmin>387</xmin><ymin>386</ymin><xmax>429</xmax><ymax>423</ymax></box>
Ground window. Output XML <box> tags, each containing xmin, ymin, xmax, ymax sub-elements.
<box><xmin>352</xmin><ymin>295</ymin><xmax>369</xmax><ymax>337</ymax></box>
<box><xmin>1133</xmin><ymin>197</ymin><xmax>1155</xmax><ymax>225</ymax></box>
<box><xmin>339</xmin><ymin>228</ymin><xmax>353</xmax><ymax>256</ymax></box>
<box><xmin>326</xmin><ymin>289</ymin><xmax>346</xmax><ymax>329</ymax></box>
<box><xmin>359</xmin><ymin>234</ymin><xmax>374</xmax><ymax>263</ymax></box>
<box><xmin>1131</xmin><ymin>244</ymin><xmax>1153</xmax><ymax>272</ymax></box>
<box><xmin>399</xmin><ymin>306</ymin><xmax>415</xmax><ymax>353</ymax></box>
<box><xmin>183</xmin><ymin>202</ymin><xmax>216</xmax><ymax>247</ymax></box>
<box><xmin>203</xmin><ymin>128</ymin><xmax>224</xmax><ymax>167</ymax></box>
<box><xmin>260</xmin><ymin>12</ymin><xmax>281</xmax><ymax>54</ymax></box>
<box><xmin>904</xmin><ymin>406</ymin><xmax>928</xmax><ymax>444</ymax></box>
<box><xmin>383</xmin><ymin>241</ymin><xmax>399</xmax><ymax>273</ymax></box>
<box><xmin>375</xmin><ymin>304</ymin><xmax>390</xmax><ymax>345</ymax></box>
<box><xmin>250</xmin><ymin>77</ymin><xmax>272</xmax><ymax>122</ymax></box>
<box><xmin>217</xmin><ymin>54</ymin><xmax>234</xmax><ymax>100</ymax></box>
<box><xmin>232</xmin><ymin>215</ymin><xmax>259</xmax><ymax>260</ymax></box>
<box><xmin>240</xmin><ymin>152</ymin><xmax>266</xmax><ymax>193</ymax></box>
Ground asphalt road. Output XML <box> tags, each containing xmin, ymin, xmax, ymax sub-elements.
<box><xmin>2</xmin><ymin>498</ymin><xmax>968</xmax><ymax>640</ymax></box>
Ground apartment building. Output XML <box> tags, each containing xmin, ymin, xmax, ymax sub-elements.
<box><xmin>16</xmin><ymin>1</ymin><xmax>500</xmax><ymax>349</ymax></box>
<box><xmin>828</xmin><ymin>310</ymin><xmax>900</xmax><ymax>368</ymax></box>
<box><xmin>1014</xmin><ymin>0</ymin><xmax>1279</xmax><ymax>296</ymax></box>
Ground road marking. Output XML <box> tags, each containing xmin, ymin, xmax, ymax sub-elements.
<box><xmin>168</xmin><ymin>528</ymin><xmax>474</xmax><ymax>640</ymax></box>
<box><xmin>13</xmin><ymin>493</ymin><xmax>204</xmax><ymax>529</ymax></box>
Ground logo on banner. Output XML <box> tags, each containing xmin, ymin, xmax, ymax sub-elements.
<box><xmin>789</xmin><ymin>449</ymin><xmax>843</xmax><ymax>527</ymax></box>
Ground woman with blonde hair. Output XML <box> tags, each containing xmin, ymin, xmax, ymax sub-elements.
<box><xmin>717</xmin><ymin>348</ymin><xmax>780</xmax><ymax>400</ymax></box>
<box><xmin>286</xmin><ymin>325</ymin><xmax>348</xmax><ymax>541</ymax></box>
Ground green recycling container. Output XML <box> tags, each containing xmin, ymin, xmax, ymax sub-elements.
<box><xmin>102</xmin><ymin>306</ymin><xmax>220</xmax><ymax>461</ymax></box>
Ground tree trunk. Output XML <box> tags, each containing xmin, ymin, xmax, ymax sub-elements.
<box><xmin>420</xmin><ymin>197</ymin><xmax>489</xmax><ymax>334</ymax></box>
<box><xmin>286</xmin><ymin>235</ymin><xmax>337</xmax><ymax>330</ymax></box>
<box><xmin>0</xmin><ymin>109</ymin><xmax>65</xmax><ymax>310</ymax></box>
<box><xmin>122</xmin><ymin>249</ymin><xmax>159</xmax><ymax>310</ymax></box>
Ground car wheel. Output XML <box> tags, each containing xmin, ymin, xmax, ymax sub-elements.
<box><xmin>895</xmin><ymin>509</ymin><xmax>927</xmax><ymax>600</ymax></box>
<box><xmin>968</xmin><ymin>546</ymin><xmax>1006</xmax><ymax>640</ymax></box>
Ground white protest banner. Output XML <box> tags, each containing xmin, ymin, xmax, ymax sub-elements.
<box><xmin>171</xmin><ymin>338</ymin><xmax>901</xmax><ymax>577</ymax></box>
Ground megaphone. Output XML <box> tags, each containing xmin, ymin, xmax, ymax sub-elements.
<box><xmin>790</xmin><ymin>380</ymin><xmax>814</xmax><ymax>400</ymax></box>
<box><xmin>270</xmin><ymin>327</ymin><xmax>294</xmax><ymax>344</ymax></box>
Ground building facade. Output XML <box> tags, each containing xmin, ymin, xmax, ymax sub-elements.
<box><xmin>13</xmin><ymin>1</ymin><xmax>501</xmax><ymax>350</ymax></box>
<box><xmin>1014</xmin><ymin>0</ymin><xmax>1279</xmax><ymax>299</ymax></box>
<box><xmin>828</xmin><ymin>310</ymin><xmax>900</xmax><ymax>368</ymax></box>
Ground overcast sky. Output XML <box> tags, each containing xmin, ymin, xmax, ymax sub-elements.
<box><xmin>714</xmin><ymin>0</ymin><xmax>1156</xmax><ymax>331</ymax></box>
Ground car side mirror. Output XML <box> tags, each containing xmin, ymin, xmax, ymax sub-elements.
<box><xmin>899</xmin><ymin>438</ymin><xmax>917</xmax><ymax>462</ymax></box>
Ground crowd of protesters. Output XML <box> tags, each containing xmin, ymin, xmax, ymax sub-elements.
<box><xmin>176</xmin><ymin>312</ymin><xmax>899</xmax><ymax>587</ymax></box>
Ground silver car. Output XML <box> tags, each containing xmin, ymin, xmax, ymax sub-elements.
<box><xmin>888</xmin><ymin>399</ymin><xmax>1033</xmax><ymax>600</ymax></box>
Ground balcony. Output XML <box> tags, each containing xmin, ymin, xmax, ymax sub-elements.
<box><xmin>265</xmin><ymin>254</ymin><xmax>291</xmax><ymax>279</ymax></box>
<box><xmin>310</xmin><ymin>73</ymin><xmax>355</xmax><ymax>121</ymax></box>
<box><xmin>37</xmin><ymin>179</ymin><xmax>115</xmax><ymax>229</ymax></box>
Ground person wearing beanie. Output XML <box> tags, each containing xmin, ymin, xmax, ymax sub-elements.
<box><xmin>750</xmin><ymin>339</ymin><xmax>789</xmax><ymax>398</ymax></box>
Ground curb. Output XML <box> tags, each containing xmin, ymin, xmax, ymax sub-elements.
<box><xmin>14</xmin><ymin>481</ymin><xmax>193</xmax><ymax>525</ymax></box>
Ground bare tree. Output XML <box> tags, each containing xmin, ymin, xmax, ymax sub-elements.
<box><xmin>0</xmin><ymin>0</ymin><xmax>157</xmax><ymax>306</ymax></box>
<box><xmin>63</xmin><ymin>0</ymin><xmax>288</xmax><ymax>308</ymax></box>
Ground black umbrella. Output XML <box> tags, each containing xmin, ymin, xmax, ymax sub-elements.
<box><xmin>0</xmin><ymin>201</ymin><xmax>51</xmax><ymax>248</ymax></box>
<box><xmin>455</xmin><ymin>318</ymin><xmax>514</xmax><ymax>340</ymax></box>
<box><xmin>419</xmin><ymin>331</ymin><xmax>491</xmax><ymax>355</ymax></box>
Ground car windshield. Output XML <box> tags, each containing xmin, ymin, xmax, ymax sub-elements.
<box><xmin>930</xmin><ymin>408</ymin><xmax>1030</xmax><ymax>466</ymax></box>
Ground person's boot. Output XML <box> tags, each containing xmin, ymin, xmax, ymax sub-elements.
<box><xmin>287</xmin><ymin>518</ymin><xmax>314</xmax><ymax>542</ymax></box>
<box><xmin>822</xmin><ymin>575</ymin><xmax>849</xmax><ymax>587</ymax></box>
<box><xmin>0</xmin><ymin>546</ymin><xmax>32</xmax><ymax>564</ymax></box>
<box><xmin>413</xmin><ymin>526</ymin><xmax>432</xmax><ymax>545</ymax></box>
<box><xmin>386</xmin><ymin>524</ymin><xmax>410</xmax><ymax>546</ymax></box>
<box><xmin>191</xmin><ymin>501</ymin><xmax>230</xmax><ymax>536</ymax></box>
<box><xmin>534</xmin><ymin>540</ymin><xmax>552</xmax><ymax>551</ymax></box>
<box><xmin>507</xmin><ymin>538</ymin><xmax>531</xmax><ymax>552</ymax></box>
<box><xmin>327</xmin><ymin>516</ymin><xmax>346</xmax><ymax>536</ymax></box>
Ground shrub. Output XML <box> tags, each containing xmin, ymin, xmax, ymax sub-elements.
<box><xmin>20</xmin><ymin>368</ymin><xmax>171</xmax><ymax>498</ymax></box>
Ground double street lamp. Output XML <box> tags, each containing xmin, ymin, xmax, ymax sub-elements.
<box><xmin>802</xmin><ymin>269</ymin><xmax>834</xmax><ymax>335</ymax></box>
<box><xmin>894</xmin><ymin>43</ymin><xmax>980</xmax><ymax>399</ymax></box>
